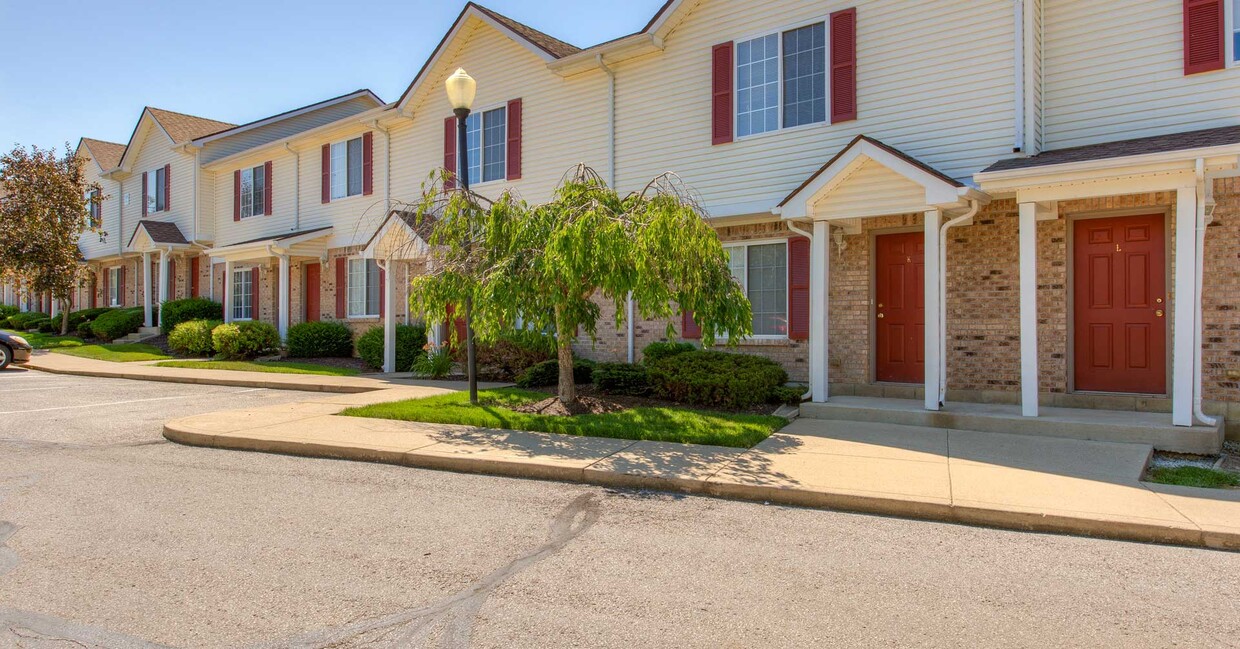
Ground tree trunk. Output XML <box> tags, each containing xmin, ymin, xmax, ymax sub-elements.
<box><xmin>555</xmin><ymin>306</ymin><xmax>576</xmax><ymax>404</ymax></box>
<box><xmin>59</xmin><ymin>298</ymin><xmax>69</xmax><ymax>335</ymax></box>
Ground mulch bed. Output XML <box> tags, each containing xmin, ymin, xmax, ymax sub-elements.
<box><xmin>282</xmin><ymin>356</ymin><xmax>371</xmax><ymax>373</ymax></box>
<box><xmin>511</xmin><ymin>384</ymin><xmax>782</xmax><ymax>418</ymax></box>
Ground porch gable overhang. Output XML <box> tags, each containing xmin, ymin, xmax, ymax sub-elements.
<box><xmin>125</xmin><ymin>220</ymin><xmax>193</xmax><ymax>253</ymax></box>
<box><xmin>776</xmin><ymin>135</ymin><xmax>987</xmax><ymax>221</ymax></box>
<box><xmin>205</xmin><ymin>226</ymin><xmax>334</xmax><ymax>263</ymax></box>
<box><xmin>360</xmin><ymin>210</ymin><xmax>435</xmax><ymax>261</ymax></box>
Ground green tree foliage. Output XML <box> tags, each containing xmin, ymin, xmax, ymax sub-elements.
<box><xmin>405</xmin><ymin>165</ymin><xmax>751</xmax><ymax>404</ymax></box>
<box><xmin>0</xmin><ymin>144</ymin><xmax>104</xmax><ymax>334</ymax></box>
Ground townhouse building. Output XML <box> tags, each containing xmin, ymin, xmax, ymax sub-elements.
<box><xmin>67</xmin><ymin>0</ymin><xmax>1240</xmax><ymax>450</ymax></box>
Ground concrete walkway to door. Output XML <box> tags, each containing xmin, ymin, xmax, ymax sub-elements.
<box><xmin>162</xmin><ymin>389</ymin><xmax>1240</xmax><ymax>551</ymax></box>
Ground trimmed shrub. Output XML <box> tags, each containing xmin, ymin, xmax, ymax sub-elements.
<box><xmin>769</xmin><ymin>385</ymin><xmax>807</xmax><ymax>406</ymax></box>
<box><xmin>647</xmin><ymin>351</ymin><xmax>788</xmax><ymax>410</ymax></box>
<box><xmin>287</xmin><ymin>321</ymin><xmax>354</xmax><ymax>358</ymax></box>
<box><xmin>88</xmin><ymin>308</ymin><xmax>144</xmax><ymax>342</ymax></box>
<box><xmin>641</xmin><ymin>341</ymin><xmax>697</xmax><ymax>365</ymax></box>
<box><xmin>6</xmin><ymin>312</ymin><xmax>49</xmax><ymax>331</ymax></box>
<box><xmin>0</xmin><ymin>305</ymin><xmax>18</xmax><ymax>321</ymax></box>
<box><xmin>473</xmin><ymin>330</ymin><xmax>556</xmax><ymax>381</ymax></box>
<box><xmin>67</xmin><ymin>307</ymin><xmax>113</xmax><ymax>334</ymax></box>
<box><xmin>37</xmin><ymin>317</ymin><xmax>59</xmax><ymax>333</ymax></box>
<box><xmin>211</xmin><ymin>321</ymin><xmax>281</xmax><ymax>360</ymax></box>
<box><xmin>161</xmin><ymin>298</ymin><xmax>224</xmax><ymax>334</ymax></box>
<box><xmin>356</xmin><ymin>324</ymin><xmax>428</xmax><ymax>371</ymax></box>
<box><xmin>168</xmin><ymin>319</ymin><xmax>221</xmax><ymax>356</ymax></box>
<box><xmin>592</xmin><ymin>362</ymin><xmax>651</xmax><ymax>396</ymax></box>
<box><xmin>515</xmin><ymin>357</ymin><xmax>596</xmax><ymax>388</ymax></box>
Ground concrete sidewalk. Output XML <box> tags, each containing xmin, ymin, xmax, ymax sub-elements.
<box><xmin>163</xmin><ymin>388</ymin><xmax>1240</xmax><ymax>551</ymax></box>
<box><xmin>23</xmin><ymin>350</ymin><xmax>507</xmax><ymax>393</ymax></box>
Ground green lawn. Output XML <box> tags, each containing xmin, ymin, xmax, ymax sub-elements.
<box><xmin>155</xmin><ymin>360</ymin><xmax>360</xmax><ymax>377</ymax></box>
<box><xmin>51</xmin><ymin>343</ymin><xmax>171</xmax><ymax>362</ymax></box>
<box><xmin>1147</xmin><ymin>466</ymin><xmax>1240</xmax><ymax>489</ymax></box>
<box><xmin>1</xmin><ymin>329</ymin><xmax>84</xmax><ymax>349</ymax></box>
<box><xmin>340</xmin><ymin>388</ymin><xmax>787</xmax><ymax>448</ymax></box>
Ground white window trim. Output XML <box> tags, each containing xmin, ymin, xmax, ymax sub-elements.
<box><xmin>733</xmin><ymin>18</ymin><xmax>831</xmax><ymax>142</ymax></box>
<box><xmin>107</xmin><ymin>266</ymin><xmax>121</xmax><ymax>307</ymax></box>
<box><xmin>1228</xmin><ymin>0</ymin><xmax>1240</xmax><ymax>66</ymax></box>
<box><xmin>146</xmin><ymin>167</ymin><xmax>166</xmax><ymax>213</ymax></box>
<box><xmin>231</xmin><ymin>268</ymin><xmax>254</xmax><ymax>322</ymax></box>
<box><xmin>238</xmin><ymin>165</ymin><xmax>265</xmax><ymax>219</ymax></box>
<box><xmin>346</xmin><ymin>257</ymin><xmax>380</xmax><ymax>319</ymax></box>
<box><xmin>463</xmin><ymin>102</ymin><xmax>509</xmax><ymax>188</ymax></box>
<box><xmin>329</xmin><ymin>136</ymin><xmax>365</xmax><ymax>201</ymax></box>
<box><xmin>722</xmin><ymin>237</ymin><xmax>790</xmax><ymax>341</ymax></box>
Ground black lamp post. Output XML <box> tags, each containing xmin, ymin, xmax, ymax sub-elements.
<box><xmin>446</xmin><ymin>68</ymin><xmax>479</xmax><ymax>404</ymax></box>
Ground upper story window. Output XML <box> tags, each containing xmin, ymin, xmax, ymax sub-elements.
<box><xmin>239</xmin><ymin>165</ymin><xmax>266</xmax><ymax>219</ymax></box>
<box><xmin>465</xmin><ymin>106</ymin><xmax>507</xmax><ymax>184</ymax></box>
<box><xmin>1233</xmin><ymin>0</ymin><xmax>1240</xmax><ymax>61</ymax></box>
<box><xmin>725</xmin><ymin>241</ymin><xmax>788</xmax><ymax>337</ymax></box>
<box><xmin>84</xmin><ymin>188</ymin><xmax>101</xmax><ymax>226</ymax></box>
<box><xmin>145</xmin><ymin>166</ymin><xmax>167</xmax><ymax>213</ymax></box>
<box><xmin>735</xmin><ymin>22</ymin><xmax>827</xmax><ymax>138</ymax></box>
<box><xmin>330</xmin><ymin>137</ymin><xmax>363</xmax><ymax>199</ymax></box>
<box><xmin>347</xmin><ymin>258</ymin><xmax>380</xmax><ymax>317</ymax></box>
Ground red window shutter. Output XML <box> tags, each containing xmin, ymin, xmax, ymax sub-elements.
<box><xmin>163</xmin><ymin>163</ymin><xmax>171</xmax><ymax>210</ymax></box>
<box><xmin>682</xmin><ymin>309</ymin><xmax>702</xmax><ymax>340</ymax></box>
<box><xmin>830</xmin><ymin>8</ymin><xmax>858</xmax><ymax>123</ymax></box>
<box><xmin>711</xmin><ymin>42</ymin><xmax>734</xmax><ymax>145</ymax></box>
<box><xmin>168</xmin><ymin>259</ymin><xmax>176</xmax><ymax>300</ymax></box>
<box><xmin>190</xmin><ymin>257</ymin><xmax>200</xmax><ymax>298</ymax></box>
<box><xmin>335</xmin><ymin>258</ymin><xmax>347</xmax><ymax>319</ymax></box>
<box><xmin>1184</xmin><ymin>0</ymin><xmax>1226</xmax><ymax>74</ymax></box>
<box><xmin>233</xmin><ymin>170</ymin><xmax>241</xmax><ymax>221</ymax></box>
<box><xmin>118</xmin><ymin>267</ymin><xmax>126</xmax><ymax>306</ymax></box>
<box><xmin>444</xmin><ymin>116</ymin><xmax>457</xmax><ymax>190</ymax></box>
<box><xmin>321</xmin><ymin>144</ymin><xmax>331</xmax><ymax>204</ymax></box>
<box><xmin>378</xmin><ymin>266</ymin><xmax>386</xmax><ymax>317</ymax></box>
<box><xmin>788</xmin><ymin>236</ymin><xmax>810</xmax><ymax>340</ymax></box>
<box><xmin>99</xmin><ymin>271</ymin><xmax>106</xmax><ymax>308</ymax></box>
<box><xmin>506</xmin><ymin>98</ymin><xmax>522</xmax><ymax>180</ymax></box>
<box><xmin>264</xmin><ymin>161</ymin><xmax>273</xmax><ymax>215</ymax></box>
<box><xmin>362</xmin><ymin>132</ymin><xmax>374</xmax><ymax>196</ymax></box>
<box><xmin>250</xmin><ymin>269</ymin><xmax>259</xmax><ymax>313</ymax></box>
<box><xmin>141</xmin><ymin>172</ymin><xmax>148</xmax><ymax>216</ymax></box>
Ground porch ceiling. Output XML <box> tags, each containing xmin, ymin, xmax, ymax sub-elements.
<box><xmin>205</xmin><ymin>226</ymin><xmax>333</xmax><ymax>263</ymax></box>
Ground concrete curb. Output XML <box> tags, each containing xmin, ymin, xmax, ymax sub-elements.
<box><xmin>26</xmin><ymin>360</ymin><xmax>377</xmax><ymax>394</ymax></box>
<box><xmin>162</xmin><ymin>420</ymin><xmax>1240</xmax><ymax>552</ymax></box>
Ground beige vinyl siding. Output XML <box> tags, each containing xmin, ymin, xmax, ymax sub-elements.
<box><xmin>198</xmin><ymin>96</ymin><xmax>382</xmax><ymax>165</ymax></box>
<box><xmin>389</xmin><ymin>17</ymin><xmax>611</xmax><ymax>208</ymax></box>
<box><xmin>1043</xmin><ymin>0</ymin><xmax>1240</xmax><ymax>149</ymax></box>
<box><xmin>209</xmin><ymin>148</ymin><xmax>302</xmax><ymax>246</ymax></box>
<box><xmin>119</xmin><ymin>118</ymin><xmax>197</xmax><ymax>248</ymax></box>
<box><xmin>612</xmin><ymin>0</ymin><xmax>1016</xmax><ymax>217</ymax></box>
<box><xmin>811</xmin><ymin>159</ymin><xmax>926</xmax><ymax>220</ymax></box>
<box><xmin>76</xmin><ymin>154</ymin><xmax>119</xmax><ymax>261</ymax></box>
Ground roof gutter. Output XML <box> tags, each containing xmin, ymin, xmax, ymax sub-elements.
<box><xmin>975</xmin><ymin>144</ymin><xmax>1240</xmax><ymax>183</ymax></box>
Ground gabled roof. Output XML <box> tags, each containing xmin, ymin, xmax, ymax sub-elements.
<box><xmin>127</xmin><ymin>220</ymin><xmax>190</xmax><ymax>249</ymax></box>
<box><xmin>79</xmin><ymin>138</ymin><xmax>125</xmax><ymax>171</ymax></box>
<box><xmin>981</xmin><ymin>125</ymin><xmax>1240</xmax><ymax>174</ymax></box>
<box><xmin>146</xmin><ymin>108</ymin><xmax>236</xmax><ymax>144</ymax></box>
<box><xmin>472</xmin><ymin>4</ymin><xmax>580</xmax><ymax>59</ymax></box>
<box><xmin>780</xmin><ymin>135</ymin><xmax>964</xmax><ymax>208</ymax></box>
<box><xmin>190</xmin><ymin>89</ymin><xmax>385</xmax><ymax>145</ymax></box>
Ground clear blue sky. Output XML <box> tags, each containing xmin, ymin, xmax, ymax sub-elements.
<box><xmin>0</xmin><ymin>0</ymin><xmax>665</xmax><ymax>152</ymax></box>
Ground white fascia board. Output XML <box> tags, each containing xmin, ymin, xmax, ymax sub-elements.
<box><xmin>975</xmin><ymin>144</ymin><xmax>1240</xmax><ymax>186</ymax></box>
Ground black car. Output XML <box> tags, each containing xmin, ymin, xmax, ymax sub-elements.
<box><xmin>0</xmin><ymin>330</ymin><xmax>33</xmax><ymax>369</ymax></box>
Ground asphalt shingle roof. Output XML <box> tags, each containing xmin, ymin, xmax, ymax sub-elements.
<box><xmin>146</xmin><ymin>108</ymin><xmax>236</xmax><ymax>144</ymax></box>
<box><xmin>128</xmin><ymin>220</ymin><xmax>189</xmax><ymax>247</ymax></box>
<box><xmin>80</xmin><ymin>138</ymin><xmax>126</xmax><ymax>170</ymax></box>
<box><xmin>982</xmin><ymin>125</ymin><xmax>1240</xmax><ymax>174</ymax></box>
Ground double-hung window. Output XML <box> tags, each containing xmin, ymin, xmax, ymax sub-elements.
<box><xmin>725</xmin><ymin>241</ymin><xmax>788</xmax><ymax>337</ymax></box>
<box><xmin>465</xmin><ymin>106</ymin><xmax>507</xmax><ymax>184</ymax></box>
<box><xmin>146</xmin><ymin>167</ymin><xmax>166</xmax><ymax>213</ymax></box>
<box><xmin>347</xmin><ymin>258</ymin><xmax>380</xmax><ymax>318</ymax></box>
<box><xmin>238</xmin><ymin>165</ymin><xmax>266</xmax><ymax>218</ymax></box>
<box><xmin>232</xmin><ymin>269</ymin><xmax>253</xmax><ymax>320</ymax></box>
<box><xmin>1233</xmin><ymin>0</ymin><xmax>1240</xmax><ymax>62</ymax></box>
<box><xmin>108</xmin><ymin>267</ymin><xmax>120</xmax><ymax>307</ymax></box>
<box><xmin>330</xmin><ymin>137</ymin><xmax>364</xmax><ymax>199</ymax></box>
<box><xmin>84</xmin><ymin>188</ymin><xmax>101</xmax><ymax>226</ymax></box>
<box><xmin>735</xmin><ymin>22</ymin><xmax>827</xmax><ymax>137</ymax></box>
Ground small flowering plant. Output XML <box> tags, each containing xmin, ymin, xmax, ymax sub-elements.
<box><xmin>412</xmin><ymin>341</ymin><xmax>455</xmax><ymax>378</ymax></box>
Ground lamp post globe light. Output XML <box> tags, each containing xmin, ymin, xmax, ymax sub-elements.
<box><xmin>445</xmin><ymin>68</ymin><xmax>479</xmax><ymax>404</ymax></box>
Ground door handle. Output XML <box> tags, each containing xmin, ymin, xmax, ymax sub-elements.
<box><xmin>877</xmin><ymin>313</ymin><xmax>885</xmax><ymax>319</ymax></box>
<box><xmin>1155</xmin><ymin>310</ymin><xmax>1164</xmax><ymax>318</ymax></box>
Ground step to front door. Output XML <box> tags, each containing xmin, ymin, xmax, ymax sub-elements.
<box><xmin>799</xmin><ymin>396</ymin><xmax>1223</xmax><ymax>455</ymax></box>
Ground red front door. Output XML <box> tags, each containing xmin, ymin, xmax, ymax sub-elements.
<box><xmin>304</xmin><ymin>262</ymin><xmax>321</xmax><ymax>322</ymax></box>
<box><xmin>875</xmin><ymin>232</ymin><xmax>925</xmax><ymax>383</ymax></box>
<box><xmin>1073</xmin><ymin>214</ymin><xmax>1167</xmax><ymax>394</ymax></box>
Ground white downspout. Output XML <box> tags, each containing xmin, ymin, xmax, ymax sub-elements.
<box><xmin>285</xmin><ymin>143</ymin><xmax>301</xmax><ymax>231</ymax></box>
<box><xmin>1193</xmin><ymin>159</ymin><xmax>1218</xmax><ymax>427</ymax></box>
<box><xmin>786</xmin><ymin>219</ymin><xmax>816</xmax><ymax>401</ymax></box>
<box><xmin>598</xmin><ymin>53</ymin><xmax>632</xmax><ymax>363</ymax></box>
<box><xmin>192</xmin><ymin>148</ymin><xmax>200</xmax><ymax>241</ymax></box>
<box><xmin>937</xmin><ymin>200</ymin><xmax>981</xmax><ymax>405</ymax></box>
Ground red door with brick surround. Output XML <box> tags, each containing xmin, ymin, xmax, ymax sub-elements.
<box><xmin>875</xmin><ymin>232</ymin><xmax>925</xmax><ymax>383</ymax></box>
<box><xmin>304</xmin><ymin>262</ymin><xmax>321</xmax><ymax>323</ymax></box>
<box><xmin>1073</xmin><ymin>214</ymin><xmax>1167</xmax><ymax>394</ymax></box>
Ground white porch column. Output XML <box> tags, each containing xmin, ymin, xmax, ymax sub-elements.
<box><xmin>1172</xmin><ymin>186</ymin><xmax>1197</xmax><ymax>427</ymax></box>
<box><xmin>223</xmin><ymin>260</ymin><xmax>234</xmax><ymax>324</ymax></box>
<box><xmin>1018</xmin><ymin>202</ymin><xmax>1039</xmax><ymax>417</ymax></box>
<box><xmin>142</xmin><ymin>251</ymin><xmax>153</xmax><ymax>328</ymax></box>
<box><xmin>810</xmin><ymin>220</ymin><xmax>830</xmax><ymax>403</ymax></box>
<box><xmin>157</xmin><ymin>249</ymin><xmax>169</xmax><ymax>307</ymax></box>
<box><xmin>923</xmin><ymin>209</ymin><xmax>942</xmax><ymax>411</ymax></box>
<box><xmin>277</xmin><ymin>254</ymin><xmax>291</xmax><ymax>339</ymax></box>
<box><xmin>382</xmin><ymin>260</ymin><xmax>396</xmax><ymax>373</ymax></box>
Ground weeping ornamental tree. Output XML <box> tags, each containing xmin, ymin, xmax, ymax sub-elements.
<box><xmin>407</xmin><ymin>165</ymin><xmax>752</xmax><ymax>406</ymax></box>
<box><xmin>0</xmin><ymin>144</ymin><xmax>102</xmax><ymax>334</ymax></box>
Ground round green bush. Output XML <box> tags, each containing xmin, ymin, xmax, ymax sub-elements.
<box><xmin>161</xmin><ymin>298</ymin><xmax>224</xmax><ymax>334</ymax></box>
<box><xmin>641</xmin><ymin>341</ymin><xmax>698</xmax><ymax>365</ymax></box>
<box><xmin>6</xmin><ymin>312</ymin><xmax>49</xmax><ymax>331</ymax></box>
<box><xmin>592</xmin><ymin>362</ymin><xmax>651</xmax><ymax>396</ymax></box>
<box><xmin>168</xmin><ymin>319</ymin><xmax>221</xmax><ymax>356</ymax></box>
<box><xmin>647</xmin><ymin>351</ymin><xmax>788</xmax><ymax>410</ymax></box>
<box><xmin>37</xmin><ymin>317</ymin><xmax>59</xmax><ymax>333</ymax></box>
<box><xmin>211</xmin><ymin>321</ymin><xmax>280</xmax><ymax>360</ymax></box>
<box><xmin>356</xmin><ymin>324</ymin><xmax>428</xmax><ymax>371</ymax></box>
<box><xmin>89</xmin><ymin>308</ymin><xmax>144</xmax><ymax>342</ymax></box>
<box><xmin>515</xmin><ymin>357</ymin><xmax>596</xmax><ymax>388</ymax></box>
<box><xmin>286</xmin><ymin>321</ymin><xmax>354</xmax><ymax>358</ymax></box>
<box><xmin>67</xmin><ymin>307</ymin><xmax>113</xmax><ymax>334</ymax></box>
